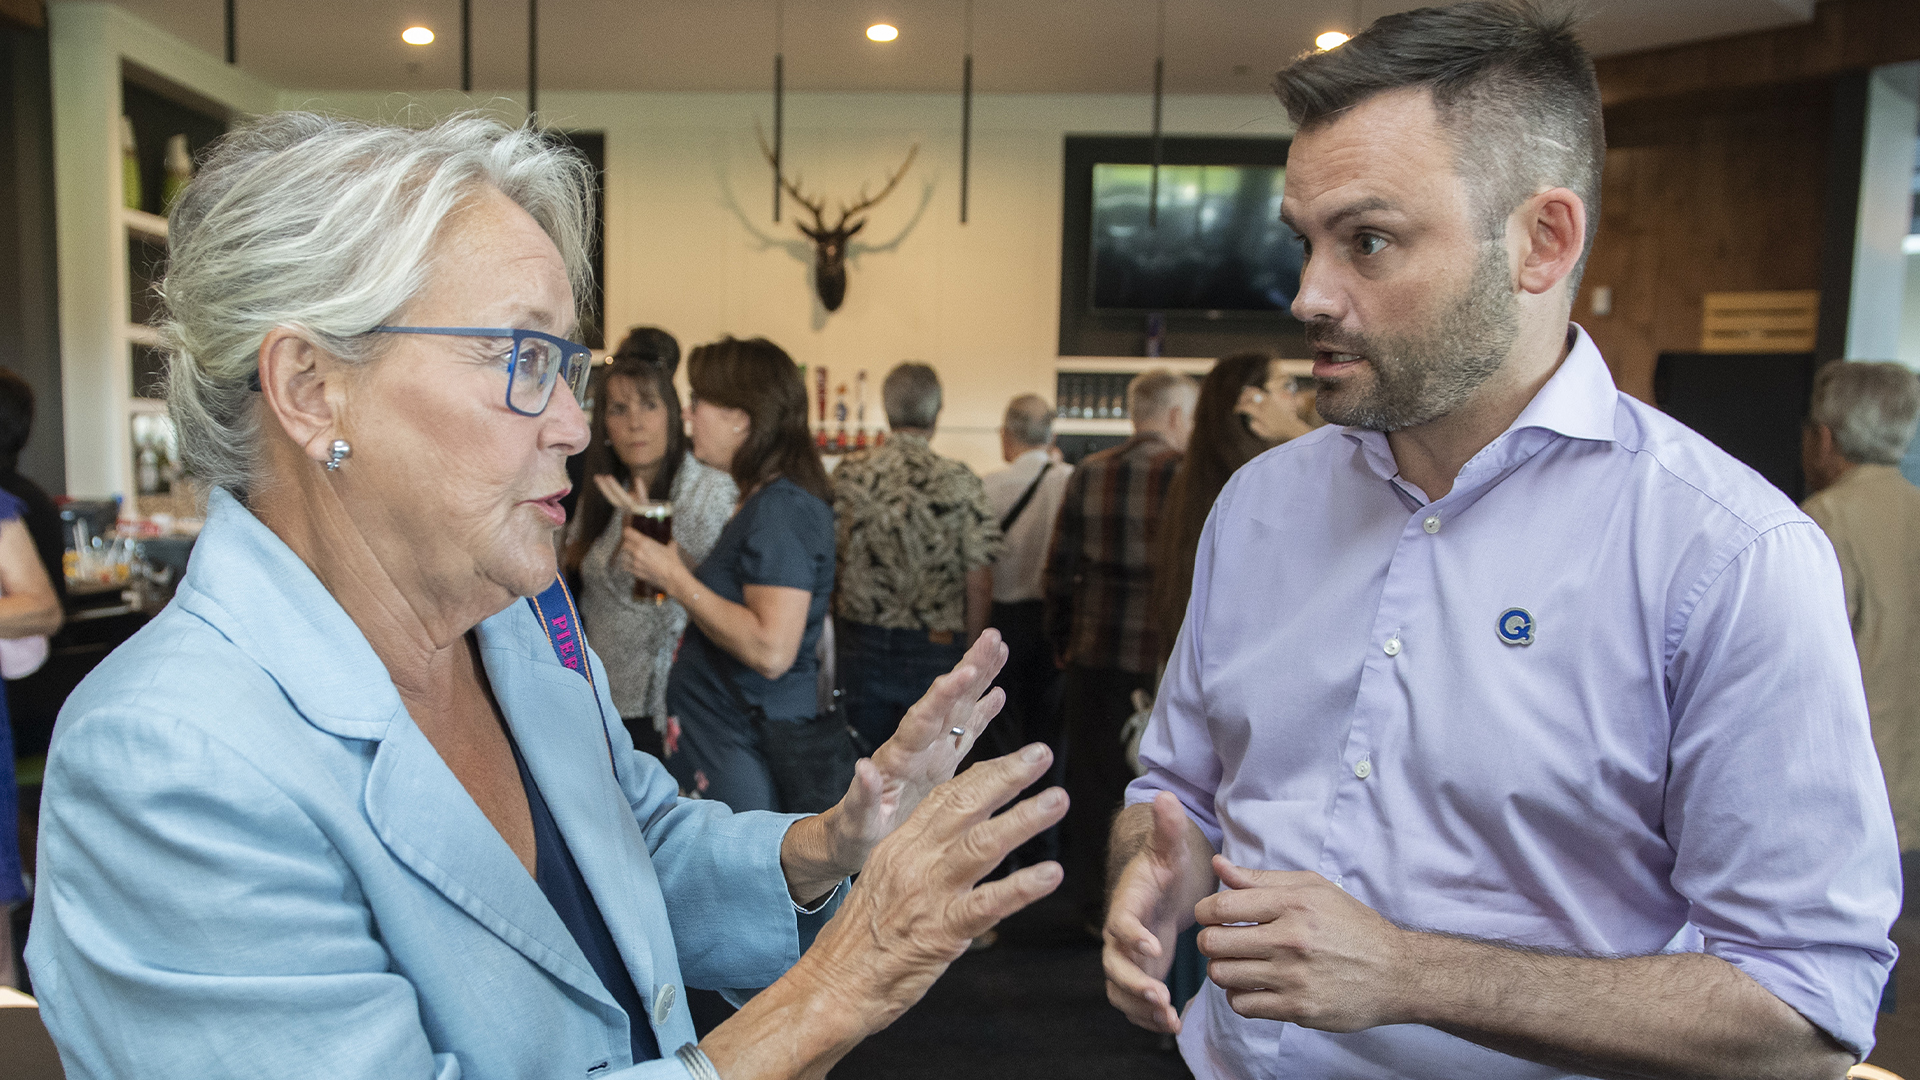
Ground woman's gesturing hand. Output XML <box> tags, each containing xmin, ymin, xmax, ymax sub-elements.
<box><xmin>705</xmin><ymin>746</ymin><xmax>1067</xmax><ymax>1080</ymax></box>
<box><xmin>831</xmin><ymin>631</ymin><xmax>1010</xmax><ymax>868</ymax></box>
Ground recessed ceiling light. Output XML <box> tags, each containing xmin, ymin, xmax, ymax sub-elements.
<box><xmin>866</xmin><ymin>23</ymin><xmax>899</xmax><ymax>42</ymax></box>
<box><xmin>1315</xmin><ymin>31</ymin><xmax>1350</xmax><ymax>50</ymax></box>
<box><xmin>402</xmin><ymin>26</ymin><xmax>435</xmax><ymax>46</ymax></box>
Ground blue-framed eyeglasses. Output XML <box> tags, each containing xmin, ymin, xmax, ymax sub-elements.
<box><xmin>368</xmin><ymin>326</ymin><xmax>594</xmax><ymax>417</ymax></box>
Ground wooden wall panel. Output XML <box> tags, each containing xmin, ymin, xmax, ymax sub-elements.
<box><xmin>1579</xmin><ymin>89</ymin><xmax>1831</xmax><ymax>401</ymax></box>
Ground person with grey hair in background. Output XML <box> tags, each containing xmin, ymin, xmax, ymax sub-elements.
<box><xmin>1043</xmin><ymin>367</ymin><xmax>1195</xmax><ymax>930</ymax></box>
<box><xmin>24</xmin><ymin>112</ymin><xmax>1070</xmax><ymax>1080</ymax></box>
<box><xmin>832</xmin><ymin>363</ymin><xmax>1003</xmax><ymax>754</ymax></box>
<box><xmin>980</xmin><ymin>394</ymin><xmax>1074</xmax><ymax>769</ymax></box>
<box><xmin>1802</xmin><ymin>361</ymin><xmax>1920</xmax><ymax>892</ymax></box>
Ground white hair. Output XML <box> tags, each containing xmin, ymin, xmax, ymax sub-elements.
<box><xmin>1128</xmin><ymin>368</ymin><xmax>1198</xmax><ymax>424</ymax></box>
<box><xmin>161</xmin><ymin>111</ymin><xmax>595</xmax><ymax>502</ymax></box>
<box><xmin>1810</xmin><ymin>360</ymin><xmax>1920</xmax><ymax>466</ymax></box>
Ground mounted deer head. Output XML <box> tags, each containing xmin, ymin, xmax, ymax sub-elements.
<box><xmin>758</xmin><ymin>128</ymin><xmax>919</xmax><ymax>312</ymax></box>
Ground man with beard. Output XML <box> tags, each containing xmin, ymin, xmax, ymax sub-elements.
<box><xmin>1099</xmin><ymin>4</ymin><xmax>1899</xmax><ymax>1079</ymax></box>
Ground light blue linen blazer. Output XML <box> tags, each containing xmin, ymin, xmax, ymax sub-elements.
<box><xmin>27</xmin><ymin>490</ymin><xmax>833</xmax><ymax>1080</ymax></box>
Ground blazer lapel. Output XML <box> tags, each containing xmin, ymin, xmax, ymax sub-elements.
<box><xmin>479</xmin><ymin>602</ymin><xmax>671</xmax><ymax>1006</ymax></box>
<box><xmin>362</xmin><ymin>708</ymin><xmax>617</xmax><ymax>1010</ymax></box>
<box><xmin>180</xmin><ymin>492</ymin><xmax>624</xmax><ymax>1012</ymax></box>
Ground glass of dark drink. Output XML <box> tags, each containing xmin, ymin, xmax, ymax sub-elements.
<box><xmin>630</xmin><ymin>500</ymin><xmax>673</xmax><ymax>604</ymax></box>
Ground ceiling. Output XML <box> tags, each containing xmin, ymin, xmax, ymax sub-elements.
<box><xmin>90</xmin><ymin>0</ymin><xmax>1819</xmax><ymax>95</ymax></box>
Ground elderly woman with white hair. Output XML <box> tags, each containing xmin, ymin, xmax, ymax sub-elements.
<box><xmin>26</xmin><ymin>112</ymin><xmax>1066</xmax><ymax>1080</ymax></box>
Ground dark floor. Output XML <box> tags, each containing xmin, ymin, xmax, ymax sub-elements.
<box><xmin>830</xmin><ymin>890</ymin><xmax>1193</xmax><ymax>1080</ymax></box>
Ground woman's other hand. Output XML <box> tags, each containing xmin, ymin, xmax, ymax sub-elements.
<box><xmin>843</xmin><ymin>630</ymin><xmax>1009</xmax><ymax>850</ymax></box>
<box><xmin>591</xmin><ymin>472</ymin><xmax>641</xmax><ymax>515</ymax></box>
<box><xmin>780</xmin><ymin>631</ymin><xmax>1010</xmax><ymax>901</ymax></box>
<box><xmin>704</xmin><ymin>746</ymin><xmax>1067</xmax><ymax>1079</ymax></box>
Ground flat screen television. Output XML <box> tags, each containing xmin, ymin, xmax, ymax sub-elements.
<box><xmin>1090</xmin><ymin>162</ymin><xmax>1301</xmax><ymax>313</ymax></box>
<box><xmin>1060</xmin><ymin>135</ymin><xmax>1305</xmax><ymax>358</ymax></box>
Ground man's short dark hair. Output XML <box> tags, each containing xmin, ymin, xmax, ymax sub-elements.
<box><xmin>1274</xmin><ymin>0</ymin><xmax>1604</xmax><ymax>288</ymax></box>
<box><xmin>884</xmin><ymin>362</ymin><xmax>943</xmax><ymax>430</ymax></box>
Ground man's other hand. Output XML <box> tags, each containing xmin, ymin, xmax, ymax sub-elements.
<box><xmin>1102</xmin><ymin>792</ymin><xmax>1215</xmax><ymax>1034</ymax></box>
<box><xmin>1195</xmin><ymin>856</ymin><xmax>1411</xmax><ymax>1033</ymax></box>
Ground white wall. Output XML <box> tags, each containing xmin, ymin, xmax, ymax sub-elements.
<box><xmin>277</xmin><ymin>88</ymin><xmax>1291</xmax><ymax>474</ymax></box>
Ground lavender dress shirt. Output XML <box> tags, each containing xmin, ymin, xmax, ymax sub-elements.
<box><xmin>1129</xmin><ymin>327</ymin><xmax>1899</xmax><ymax>1079</ymax></box>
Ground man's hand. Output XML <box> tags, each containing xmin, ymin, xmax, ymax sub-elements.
<box><xmin>1194</xmin><ymin>857</ymin><xmax>1412</xmax><ymax>1033</ymax></box>
<box><xmin>1102</xmin><ymin>793</ymin><xmax>1217</xmax><ymax>1034</ymax></box>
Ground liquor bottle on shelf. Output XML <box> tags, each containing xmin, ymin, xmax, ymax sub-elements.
<box><xmin>832</xmin><ymin>383</ymin><xmax>850</xmax><ymax>454</ymax></box>
<box><xmin>815</xmin><ymin>366</ymin><xmax>830</xmax><ymax>450</ymax></box>
<box><xmin>162</xmin><ymin>135</ymin><xmax>193</xmax><ymax>215</ymax></box>
<box><xmin>121</xmin><ymin>118</ymin><xmax>141</xmax><ymax>211</ymax></box>
<box><xmin>854</xmin><ymin>370</ymin><xmax>869</xmax><ymax>450</ymax></box>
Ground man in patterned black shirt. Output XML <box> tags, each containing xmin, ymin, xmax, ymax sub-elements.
<box><xmin>832</xmin><ymin>363</ymin><xmax>1003</xmax><ymax>751</ymax></box>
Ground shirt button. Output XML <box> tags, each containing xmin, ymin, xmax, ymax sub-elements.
<box><xmin>652</xmin><ymin>983</ymin><xmax>677</xmax><ymax>1026</ymax></box>
<box><xmin>1423</xmin><ymin>515</ymin><xmax>1441</xmax><ymax>534</ymax></box>
<box><xmin>1354</xmin><ymin>758</ymin><xmax>1372</xmax><ymax>780</ymax></box>
<box><xmin>1383</xmin><ymin>637</ymin><xmax>1401</xmax><ymax>656</ymax></box>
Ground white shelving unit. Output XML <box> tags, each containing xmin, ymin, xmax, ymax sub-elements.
<box><xmin>49</xmin><ymin>4</ymin><xmax>275</xmax><ymax>511</ymax></box>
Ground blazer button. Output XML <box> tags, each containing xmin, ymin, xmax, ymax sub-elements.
<box><xmin>652</xmin><ymin>983</ymin><xmax>677</xmax><ymax>1026</ymax></box>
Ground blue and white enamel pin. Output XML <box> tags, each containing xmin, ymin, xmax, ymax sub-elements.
<box><xmin>1497</xmin><ymin>607</ymin><xmax>1535</xmax><ymax>646</ymax></box>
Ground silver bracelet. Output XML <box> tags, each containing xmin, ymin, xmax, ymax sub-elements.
<box><xmin>793</xmin><ymin>877</ymin><xmax>843</xmax><ymax>915</ymax></box>
<box><xmin>675</xmin><ymin>1042</ymin><xmax>722</xmax><ymax>1080</ymax></box>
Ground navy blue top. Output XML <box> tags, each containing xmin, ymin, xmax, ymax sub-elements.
<box><xmin>506</xmin><ymin>730</ymin><xmax>660</xmax><ymax>1065</ymax></box>
<box><xmin>666</xmin><ymin>477</ymin><xmax>835</xmax><ymax>723</ymax></box>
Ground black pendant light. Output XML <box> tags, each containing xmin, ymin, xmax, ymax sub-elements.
<box><xmin>461</xmin><ymin>0</ymin><xmax>472</xmax><ymax>93</ymax></box>
<box><xmin>1148</xmin><ymin>0</ymin><xmax>1165</xmax><ymax>228</ymax></box>
<box><xmin>224</xmin><ymin>0</ymin><xmax>236</xmax><ymax>64</ymax></box>
<box><xmin>960</xmin><ymin>0</ymin><xmax>974</xmax><ymax>224</ymax></box>
<box><xmin>527</xmin><ymin>0</ymin><xmax>540</xmax><ymax>120</ymax></box>
<box><xmin>772</xmin><ymin>0</ymin><xmax>786</xmax><ymax>222</ymax></box>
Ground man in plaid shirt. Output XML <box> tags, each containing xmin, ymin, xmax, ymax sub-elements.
<box><xmin>1044</xmin><ymin>368</ymin><xmax>1197</xmax><ymax>926</ymax></box>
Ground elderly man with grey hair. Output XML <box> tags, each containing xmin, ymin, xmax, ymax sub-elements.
<box><xmin>980</xmin><ymin>394</ymin><xmax>1074</xmax><ymax>765</ymax></box>
<box><xmin>1802</xmin><ymin>361</ymin><xmax>1920</xmax><ymax>869</ymax></box>
<box><xmin>832</xmin><ymin>363</ymin><xmax>1003</xmax><ymax>753</ymax></box>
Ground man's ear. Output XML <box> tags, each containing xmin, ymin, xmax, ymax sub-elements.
<box><xmin>1513</xmin><ymin>187</ymin><xmax>1587</xmax><ymax>297</ymax></box>
<box><xmin>256</xmin><ymin>327</ymin><xmax>347</xmax><ymax>466</ymax></box>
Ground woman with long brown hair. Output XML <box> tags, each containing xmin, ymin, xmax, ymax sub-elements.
<box><xmin>1150</xmin><ymin>353</ymin><xmax>1313</xmax><ymax>668</ymax></box>
<box><xmin>566</xmin><ymin>327</ymin><xmax>738</xmax><ymax>759</ymax></box>
<box><xmin>623</xmin><ymin>336</ymin><xmax>837</xmax><ymax>811</ymax></box>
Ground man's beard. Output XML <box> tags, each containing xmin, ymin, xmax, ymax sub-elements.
<box><xmin>1308</xmin><ymin>242</ymin><xmax>1521</xmax><ymax>433</ymax></box>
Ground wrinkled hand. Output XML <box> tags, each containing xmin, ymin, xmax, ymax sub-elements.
<box><xmin>1194</xmin><ymin>857</ymin><xmax>1411</xmax><ymax>1033</ymax></box>
<box><xmin>1104</xmin><ymin>793</ymin><xmax>1213</xmax><ymax>1034</ymax></box>
<box><xmin>824</xmin><ymin>631</ymin><xmax>1010</xmax><ymax>867</ymax></box>
<box><xmin>808</xmin><ymin>744</ymin><xmax>1068</xmax><ymax>1034</ymax></box>
<box><xmin>1234</xmin><ymin>385</ymin><xmax>1312</xmax><ymax>444</ymax></box>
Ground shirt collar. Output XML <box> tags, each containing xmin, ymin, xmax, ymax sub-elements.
<box><xmin>1341</xmin><ymin>323</ymin><xmax>1618</xmax><ymax>485</ymax></box>
<box><xmin>1015</xmin><ymin>448</ymin><xmax>1052</xmax><ymax>467</ymax></box>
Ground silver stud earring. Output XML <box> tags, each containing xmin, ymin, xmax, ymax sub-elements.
<box><xmin>324</xmin><ymin>439</ymin><xmax>351</xmax><ymax>472</ymax></box>
<box><xmin>732</xmin><ymin>426</ymin><xmax>744</xmax><ymax>434</ymax></box>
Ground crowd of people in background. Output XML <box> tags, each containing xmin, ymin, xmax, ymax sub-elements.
<box><xmin>564</xmin><ymin>325</ymin><xmax>1333</xmax><ymax>971</ymax></box>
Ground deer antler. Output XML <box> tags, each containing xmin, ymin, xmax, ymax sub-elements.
<box><xmin>835</xmin><ymin>144</ymin><xmax>920</xmax><ymax>229</ymax></box>
<box><xmin>755</xmin><ymin>122</ymin><xmax>829</xmax><ymax>230</ymax></box>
